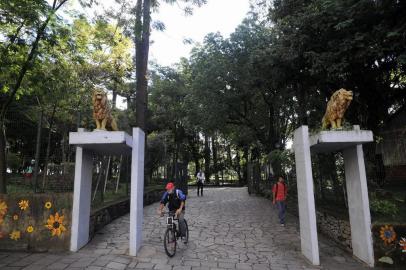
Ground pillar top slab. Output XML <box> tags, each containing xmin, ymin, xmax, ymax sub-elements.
<box><xmin>69</xmin><ymin>131</ymin><xmax>132</xmax><ymax>155</ymax></box>
<box><xmin>307</xmin><ymin>125</ymin><xmax>373</xmax><ymax>153</ymax></box>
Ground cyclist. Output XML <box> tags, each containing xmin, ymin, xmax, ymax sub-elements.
<box><xmin>158</xmin><ymin>182</ymin><xmax>187</xmax><ymax>238</ymax></box>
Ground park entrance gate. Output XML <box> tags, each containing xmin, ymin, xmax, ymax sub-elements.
<box><xmin>69</xmin><ymin>128</ymin><xmax>145</xmax><ymax>256</ymax></box>
<box><xmin>293</xmin><ymin>125</ymin><xmax>374</xmax><ymax>267</ymax></box>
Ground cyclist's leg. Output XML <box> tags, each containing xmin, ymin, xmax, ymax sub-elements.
<box><xmin>178</xmin><ymin>211</ymin><xmax>186</xmax><ymax>236</ymax></box>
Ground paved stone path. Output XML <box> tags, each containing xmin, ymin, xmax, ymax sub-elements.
<box><xmin>0</xmin><ymin>187</ymin><xmax>376</xmax><ymax>270</ymax></box>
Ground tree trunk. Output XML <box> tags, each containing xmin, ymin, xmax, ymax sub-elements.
<box><xmin>0</xmin><ymin>121</ymin><xmax>6</xmax><ymax>193</ymax></box>
<box><xmin>42</xmin><ymin>104</ymin><xmax>57</xmax><ymax>189</ymax></box>
<box><xmin>212</xmin><ymin>136</ymin><xmax>219</xmax><ymax>185</ymax></box>
<box><xmin>134</xmin><ymin>0</ymin><xmax>151</xmax><ymax>131</ymax></box>
<box><xmin>296</xmin><ymin>84</ymin><xmax>307</xmax><ymax>126</ymax></box>
<box><xmin>33</xmin><ymin>109</ymin><xmax>43</xmax><ymax>193</ymax></box>
<box><xmin>204</xmin><ymin>134</ymin><xmax>211</xmax><ymax>183</ymax></box>
<box><xmin>242</xmin><ymin>146</ymin><xmax>249</xmax><ymax>185</ymax></box>
<box><xmin>235</xmin><ymin>151</ymin><xmax>242</xmax><ymax>185</ymax></box>
<box><xmin>112</xmin><ymin>91</ymin><xmax>117</xmax><ymax>109</ymax></box>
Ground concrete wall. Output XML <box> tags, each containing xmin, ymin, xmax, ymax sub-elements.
<box><xmin>0</xmin><ymin>193</ymin><xmax>72</xmax><ymax>252</ymax></box>
<box><xmin>0</xmin><ymin>188</ymin><xmax>163</xmax><ymax>252</ymax></box>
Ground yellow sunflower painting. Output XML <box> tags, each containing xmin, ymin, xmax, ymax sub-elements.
<box><xmin>26</xmin><ymin>226</ymin><xmax>34</xmax><ymax>233</ymax></box>
<box><xmin>45</xmin><ymin>212</ymin><xmax>66</xmax><ymax>237</ymax></box>
<box><xmin>380</xmin><ymin>225</ymin><xmax>397</xmax><ymax>245</ymax></box>
<box><xmin>10</xmin><ymin>230</ymin><xmax>21</xmax><ymax>241</ymax></box>
<box><xmin>44</xmin><ymin>201</ymin><xmax>52</xmax><ymax>209</ymax></box>
<box><xmin>0</xmin><ymin>200</ymin><xmax>7</xmax><ymax>216</ymax></box>
<box><xmin>18</xmin><ymin>200</ymin><xmax>29</xmax><ymax>211</ymax></box>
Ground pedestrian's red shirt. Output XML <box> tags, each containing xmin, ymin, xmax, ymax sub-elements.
<box><xmin>272</xmin><ymin>182</ymin><xmax>287</xmax><ymax>201</ymax></box>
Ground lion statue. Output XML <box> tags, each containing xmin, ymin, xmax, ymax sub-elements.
<box><xmin>322</xmin><ymin>88</ymin><xmax>353</xmax><ymax>129</ymax></box>
<box><xmin>92</xmin><ymin>88</ymin><xmax>118</xmax><ymax>131</ymax></box>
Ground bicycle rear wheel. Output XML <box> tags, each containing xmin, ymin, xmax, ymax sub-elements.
<box><xmin>164</xmin><ymin>228</ymin><xmax>177</xmax><ymax>257</ymax></box>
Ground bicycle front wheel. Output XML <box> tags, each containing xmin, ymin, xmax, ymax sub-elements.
<box><xmin>183</xmin><ymin>220</ymin><xmax>189</xmax><ymax>244</ymax></box>
<box><xmin>164</xmin><ymin>228</ymin><xmax>177</xmax><ymax>257</ymax></box>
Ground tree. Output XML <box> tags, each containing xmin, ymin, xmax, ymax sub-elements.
<box><xmin>0</xmin><ymin>0</ymin><xmax>71</xmax><ymax>193</ymax></box>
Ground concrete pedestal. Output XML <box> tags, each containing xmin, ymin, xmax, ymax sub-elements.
<box><xmin>293</xmin><ymin>125</ymin><xmax>374</xmax><ymax>267</ymax></box>
<box><xmin>69</xmin><ymin>128</ymin><xmax>145</xmax><ymax>255</ymax></box>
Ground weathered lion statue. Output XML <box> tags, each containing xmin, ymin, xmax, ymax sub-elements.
<box><xmin>322</xmin><ymin>88</ymin><xmax>353</xmax><ymax>129</ymax></box>
<box><xmin>92</xmin><ymin>88</ymin><xmax>118</xmax><ymax>131</ymax></box>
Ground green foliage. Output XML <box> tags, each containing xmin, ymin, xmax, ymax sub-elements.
<box><xmin>370</xmin><ymin>196</ymin><xmax>399</xmax><ymax>218</ymax></box>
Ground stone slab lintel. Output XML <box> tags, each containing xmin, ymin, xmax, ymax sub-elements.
<box><xmin>309</xmin><ymin>127</ymin><xmax>373</xmax><ymax>153</ymax></box>
<box><xmin>69</xmin><ymin>131</ymin><xmax>132</xmax><ymax>155</ymax></box>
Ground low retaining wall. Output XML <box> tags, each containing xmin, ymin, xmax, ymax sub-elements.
<box><xmin>0</xmin><ymin>193</ymin><xmax>72</xmax><ymax>252</ymax></box>
<box><xmin>0</xmin><ymin>188</ymin><xmax>164</xmax><ymax>252</ymax></box>
<box><xmin>89</xmin><ymin>189</ymin><xmax>164</xmax><ymax>239</ymax></box>
<box><xmin>316</xmin><ymin>209</ymin><xmax>352</xmax><ymax>251</ymax></box>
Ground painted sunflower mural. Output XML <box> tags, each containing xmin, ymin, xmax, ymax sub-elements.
<box><xmin>10</xmin><ymin>230</ymin><xmax>21</xmax><ymax>241</ymax></box>
<box><xmin>18</xmin><ymin>200</ymin><xmax>29</xmax><ymax>211</ymax></box>
<box><xmin>380</xmin><ymin>225</ymin><xmax>397</xmax><ymax>245</ymax></box>
<box><xmin>44</xmin><ymin>201</ymin><xmax>52</xmax><ymax>209</ymax></box>
<box><xmin>45</xmin><ymin>212</ymin><xmax>66</xmax><ymax>237</ymax></box>
<box><xmin>26</xmin><ymin>226</ymin><xmax>34</xmax><ymax>233</ymax></box>
<box><xmin>0</xmin><ymin>200</ymin><xmax>7</xmax><ymax>216</ymax></box>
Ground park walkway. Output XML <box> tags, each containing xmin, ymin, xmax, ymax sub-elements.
<box><xmin>0</xmin><ymin>187</ymin><xmax>374</xmax><ymax>270</ymax></box>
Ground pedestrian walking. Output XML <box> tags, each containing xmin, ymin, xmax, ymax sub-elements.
<box><xmin>196</xmin><ymin>170</ymin><xmax>205</xmax><ymax>196</ymax></box>
<box><xmin>272</xmin><ymin>176</ymin><xmax>288</xmax><ymax>226</ymax></box>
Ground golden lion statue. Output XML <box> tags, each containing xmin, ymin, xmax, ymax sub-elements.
<box><xmin>322</xmin><ymin>88</ymin><xmax>353</xmax><ymax>129</ymax></box>
<box><xmin>92</xmin><ymin>88</ymin><xmax>118</xmax><ymax>131</ymax></box>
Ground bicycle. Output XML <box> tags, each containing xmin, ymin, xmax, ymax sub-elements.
<box><xmin>162</xmin><ymin>211</ymin><xmax>189</xmax><ymax>257</ymax></box>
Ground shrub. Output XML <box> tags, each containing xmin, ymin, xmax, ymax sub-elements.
<box><xmin>370</xmin><ymin>196</ymin><xmax>399</xmax><ymax>217</ymax></box>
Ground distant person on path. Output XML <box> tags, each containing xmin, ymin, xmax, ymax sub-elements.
<box><xmin>158</xmin><ymin>182</ymin><xmax>187</xmax><ymax>238</ymax></box>
<box><xmin>196</xmin><ymin>170</ymin><xmax>205</xmax><ymax>196</ymax></box>
<box><xmin>272</xmin><ymin>176</ymin><xmax>288</xmax><ymax>226</ymax></box>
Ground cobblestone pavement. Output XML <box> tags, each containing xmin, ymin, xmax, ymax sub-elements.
<box><xmin>0</xmin><ymin>187</ymin><xmax>377</xmax><ymax>270</ymax></box>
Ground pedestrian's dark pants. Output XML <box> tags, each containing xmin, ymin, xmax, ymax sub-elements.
<box><xmin>197</xmin><ymin>182</ymin><xmax>203</xmax><ymax>196</ymax></box>
<box><xmin>276</xmin><ymin>201</ymin><xmax>286</xmax><ymax>224</ymax></box>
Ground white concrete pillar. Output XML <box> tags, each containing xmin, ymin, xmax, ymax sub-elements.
<box><xmin>70</xmin><ymin>128</ymin><xmax>93</xmax><ymax>251</ymax></box>
<box><xmin>343</xmin><ymin>144</ymin><xmax>374</xmax><ymax>267</ymax></box>
<box><xmin>293</xmin><ymin>126</ymin><xmax>320</xmax><ymax>265</ymax></box>
<box><xmin>129</xmin><ymin>127</ymin><xmax>145</xmax><ymax>256</ymax></box>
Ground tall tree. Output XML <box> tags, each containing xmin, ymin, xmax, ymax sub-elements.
<box><xmin>0</xmin><ymin>0</ymin><xmax>70</xmax><ymax>194</ymax></box>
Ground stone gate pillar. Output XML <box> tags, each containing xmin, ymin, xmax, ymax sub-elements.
<box><xmin>70</xmin><ymin>129</ymin><xmax>93</xmax><ymax>251</ymax></box>
<box><xmin>129</xmin><ymin>128</ymin><xmax>145</xmax><ymax>256</ymax></box>
<box><xmin>293</xmin><ymin>126</ymin><xmax>320</xmax><ymax>265</ymax></box>
<box><xmin>343</xmin><ymin>144</ymin><xmax>374</xmax><ymax>266</ymax></box>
